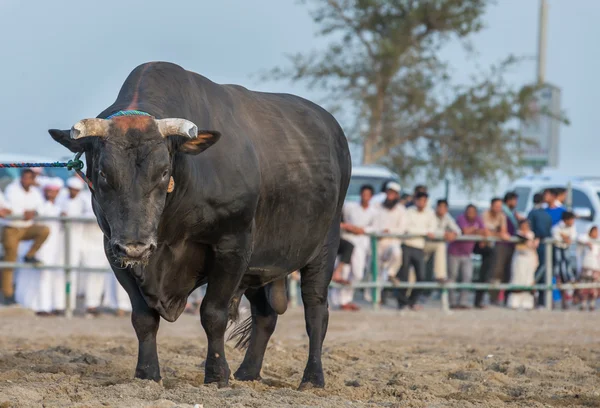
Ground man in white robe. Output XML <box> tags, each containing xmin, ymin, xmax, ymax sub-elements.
<box><xmin>332</xmin><ymin>185</ymin><xmax>377</xmax><ymax>311</ymax></box>
<box><xmin>371</xmin><ymin>182</ymin><xmax>405</xmax><ymax>282</ymax></box>
<box><xmin>60</xmin><ymin>177</ymin><xmax>87</xmax><ymax>307</ymax></box>
<box><xmin>16</xmin><ymin>178</ymin><xmax>66</xmax><ymax>315</ymax></box>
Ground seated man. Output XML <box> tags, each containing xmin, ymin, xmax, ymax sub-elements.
<box><xmin>1</xmin><ymin>169</ymin><xmax>49</xmax><ymax>305</ymax></box>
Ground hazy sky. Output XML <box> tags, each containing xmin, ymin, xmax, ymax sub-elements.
<box><xmin>0</xmin><ymin>0</ymin><xmax>596</xmax><ymax>181</ymax></box>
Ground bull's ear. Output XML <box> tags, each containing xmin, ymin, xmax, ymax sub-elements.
<box><xmin>48</xmin><ymin>129</ymin><xmax>86</xmax><ymax>153</ymax></box>
<box><xmin>177</xmin><ymin>131</ymin><xmax>221</xmax><ymax>155</ymax></box>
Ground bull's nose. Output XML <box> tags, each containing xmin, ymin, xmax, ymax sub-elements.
<box><xmin>112</xmin><ymin>241</ymin><xmax>156</xmax><ymax>259</ymax></box>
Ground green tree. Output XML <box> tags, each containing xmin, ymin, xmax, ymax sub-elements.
<box><xmin>264</xmin><ymin>0</ymin><xmax>566</xmax><ymax>190</ymax></box>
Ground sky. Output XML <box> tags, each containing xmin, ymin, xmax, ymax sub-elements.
<box><xmin>0</xmin><ymin>0</ymin><xmax>597</xmax><ymax>198</ymax></box>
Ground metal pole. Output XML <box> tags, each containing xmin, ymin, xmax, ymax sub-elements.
<box><xmin>537</xmin><ymin>0</ymin><xmax>548</xmax><ymax>85</ymax></box>
<box><xmin>566</xmin><ymin>181</ymin><xmax>572</xmax><ymax>211</ymax></box>
<box><xmin>544</xmin><ymin>239</ymin><xmax>553</xmax><ymax>311</ymax></box>
<box><xmin>444</xmin><ymin>179</ymin><xmax>450</xmax><ymax>201</ymax></box>
<box><xmin>370</xmin><ymin>235</ymin><xmax>380</xmax><ymax>310</ymax></box>
<box><xmin>63</xmin><ymin>219</ymin><xmax>73</xmax><ymax>319</ymax></box>
<box><xmin>288</xmin><ymin>274</ymin><xmax>298</xmax><ymax>308</ymax></box>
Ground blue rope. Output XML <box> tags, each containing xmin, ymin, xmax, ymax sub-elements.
<box><xmin>106</xmin><ymin>110</ymin><xmax>152</xmax><ymax>119</ymax></box>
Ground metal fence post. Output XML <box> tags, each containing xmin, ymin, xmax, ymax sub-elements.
<box><xmin>63</xmin><ymin>218</ymin><xmax>73</xmax><ymax>319</ymax></box>
<box><xmin>288</xmin><ymin>274</ymin><xmax>298</xmax><ymax>308</ymax></box>
<box><xmin>370</xmin><ymin>235</ymin><xmax>379</xmax><ymax>310</ymax></box>
<box><xmin>544</xmin><ymin>239</ymin><xmax>553</xmax><ymax>311</ymax></box>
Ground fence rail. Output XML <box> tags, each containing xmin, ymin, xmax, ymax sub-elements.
<box><xmin>2</xmin><ymin>217</ymin><xmax>600</xmax><ymax>316</ymax></box>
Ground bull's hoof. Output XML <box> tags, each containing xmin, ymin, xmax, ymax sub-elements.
<box><xmin>204</xmin><ymin>365</ymin><xmax>231</xmax><ymax>388</ymax></box>
<box><xmin>298</xmin><ymin>379</ymin><xmax>324</xmax><ymax>391</ymax></box>
<box><xmin>233</xmin><ymin>367</ymin><xmax>261</xmax><ymax>382</ymax></box>
<box><xmin>299</xmin><ymin>365</ymin><xmax>324</xmax><ymax>390</ymax></box>
<box><xmin>135</xmin><ymin>367</ymin><xmax>162</xmax><ymax>383</ymax></box>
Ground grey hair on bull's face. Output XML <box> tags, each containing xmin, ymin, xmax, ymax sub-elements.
<box><xmin>48</xmin><ymin>116</ymin><xmax>221</xmax><ymax>265</ymax></box>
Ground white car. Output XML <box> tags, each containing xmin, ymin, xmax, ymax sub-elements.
<box><xmin>506</xmin><ymin>173</ymin><xmax>600</xmax><ymax>234</ymax></box>
<box><xmin>346</xmin><ymin>165</ymin><xmax>401</xmax><ymax>203</ymax></box>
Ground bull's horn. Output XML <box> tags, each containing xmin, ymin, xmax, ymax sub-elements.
<box><xmin>156</xmin><ymin>118</ymin><xmax>198</xmax><ymax>139</ymax></box>
<box><xmin>70</xmin><ymin>119</ymin><xmax>110</xmax><ymax>139</ymax></box>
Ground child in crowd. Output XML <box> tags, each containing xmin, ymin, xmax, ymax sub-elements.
<box><xmin>508</xmin><ymin>219</ymin><xmax>538</xmax><ymax>310</ymax></box>
<box><xmin>551</xmin><ymin>211</ymin><xmax>577</xmax><ymax>309</ymax></box>
<box><xmin>577</xmin><ymin>225</ymin><xmax>600</xmax><ymax>311</ymax></box>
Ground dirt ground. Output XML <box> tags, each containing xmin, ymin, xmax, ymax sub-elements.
<box><xmin>1</xmin><ymin>306</ymin><xmax>600</xmax><ymax>408</ymax></box>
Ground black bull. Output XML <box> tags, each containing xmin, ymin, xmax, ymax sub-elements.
<box><xmin>48</xmin><ymin>62</ymin><xmax>351</xmax><ymax>389</ymax></box>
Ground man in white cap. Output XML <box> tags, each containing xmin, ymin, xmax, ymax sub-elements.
<box><xmin>370</xmin><ymin>181</ymin><xmax>406</xmax><ymax>302</ymax></box>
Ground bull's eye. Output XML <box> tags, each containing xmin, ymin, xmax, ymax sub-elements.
<box><xmin>99</xmin><ymin>170</ymin><xmax>107</xmax><ymax>180</ymax></box>
<box><xmin>162</xmin><ymin>169</ymin><xmax>169</xmax><ymax>179</ymax></box>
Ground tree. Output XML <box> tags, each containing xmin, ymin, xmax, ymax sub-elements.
<box><xmin>263</xmin><ymin>0</ymin><xmax>566</xmax><ymax>190</ymax></box>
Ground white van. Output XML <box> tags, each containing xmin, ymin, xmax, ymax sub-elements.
<box><xmin>506</xmin><ymin>173</ymin><xmax>600</xmax><ymax>234</ymax></box>
<box><xmin>346</xmin><ymin>165</ymin><xmax>401</xmax><ymax>203</ymax></box>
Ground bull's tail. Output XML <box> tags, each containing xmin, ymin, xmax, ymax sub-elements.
<box><xmin>226</xmin><ymin>277</ymin><xmax>289</xmax><ymax>350</ymax></box>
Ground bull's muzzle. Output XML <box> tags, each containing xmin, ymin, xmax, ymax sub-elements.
<box><xmin>111</xmin><ymin>240</ymin><xmax>157</xmax><ymax>262</ymax></box>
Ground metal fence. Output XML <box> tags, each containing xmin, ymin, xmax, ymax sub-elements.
<box><xmin>3</xmin><ymin>217</ymin><xmax>600</xmax><ymax>317</ymax></box>
<box><xmin>287</xmin><ymin>233</ymin><xmax>600</xmax><ymax>312</ymax></box>
<box><xmin>0</xmin><ymin>216</ymin><xmax>107</xmax><ymax>318</ymax></box>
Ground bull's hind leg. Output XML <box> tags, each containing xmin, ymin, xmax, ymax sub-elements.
<box><xmin>201</xmin><ymin>233</ymin><xmax>251</xmax><ymax>387</ymax></box>
<box><xmin>298</xmin><ymin>224</ymin><xmax>338</xmax><ymax>390</ymax></box>
<box><xmin>233</xmin><ymin>286</ymin><xmax>278</xmax><ymax>381</ymax></box>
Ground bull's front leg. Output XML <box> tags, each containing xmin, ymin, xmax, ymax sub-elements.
<box><xmin>110</xmin><ymin>263</ymin><xmax>161</xmax><ymax>382</ymax></box>
<box><xmin>201</xmin><ymin>233</ymin><xmax>251</xmax><ymax>387</ymax></box>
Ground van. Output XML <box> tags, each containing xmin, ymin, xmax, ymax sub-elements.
<box><xmin>506</xmin><ymin>173</ymin><xmax>600</xmax><ymax>234</ymax></box>
<box><xmin>0</xmin><ymin>153</ymin><xmax>75</xmax><ymax>191</ymax></box>
<box><xmin>346</xmin><ymin>165</ymin><xmax>401</xmax><ymax>202</ymax></box>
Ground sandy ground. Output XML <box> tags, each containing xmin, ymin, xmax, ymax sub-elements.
<box><xmin>1</xmin><ymin>306</ymin><xmax>600</xmax><ymax>408</ymax></box>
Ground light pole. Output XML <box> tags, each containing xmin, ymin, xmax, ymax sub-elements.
<box><xmin>537</xmin><ymin>0</ymin><xmax>548</xmax><ymax>85</ymax></box>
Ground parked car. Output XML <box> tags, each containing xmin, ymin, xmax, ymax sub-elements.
<box><xmin>346</xmin><ymin>165</ymin><xmax>401</xmax><ymax>203</ymax></box>
<box><xmin>506</xmin><ymin>173</ymin><xmax>600</xmax><ymax>235</ymax></box>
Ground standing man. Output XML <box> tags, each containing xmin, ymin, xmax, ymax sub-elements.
<box><xmin>448</xmin><ymin>205</ymin><xmax>486</xmax><ymax>309</ymax></box>
<box><xmin>474</xmin><ymin>198</ymin><xmax>510</xmax><ymax>308</ymax></box>
<box><xmin>336</xmin><ymin>185</ymin><xmax>377</xmax><ymax>311</ymax></box>
<box><xmin>497</xmin><ymin>191</ymin><xmax>520</xmax><ymax>304</ymax></box>
<box><xmin>425</xmin><ymin>199</ymin><xmax>461</xmax><ymax>283</ymax></box>
<box><xmin>1</xmin><ymin>169</ymin><xmax>49</xmax><ymax>305</ymax></box>
<box><xmin>528</xmin><ymin>193</ymin><xmax>553</xmax><ymax>307</ymax></box>
<box><xmin>60</xmin><ymin>177</ymin><xmax>88</xmax><ymax>306</ymax></box>
<box><xmin>405</xmin><ymin>185</ymin><xmax>427</xmax><ymax>208</ymax></box>
<box><xmin>396</xmin><ymin>191</ymin><xmax>436</xmax><ymax>310</ymax></box>
<box><xmin>371</xmin><ymin>182</ymin><xmax>405</xmax><ymax>285</ymax></box>
<box><xmin>544</xmin><ymin>188</ymin><xmax>565</xmax><ymax>226</ymax></box>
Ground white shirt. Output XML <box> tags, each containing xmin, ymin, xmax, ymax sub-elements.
<box><xmin>434</xmin><ymin>213</ymin><xmax>462</xmax><ymax>236</ymax></box>
<box><xmin>341</xmin><ymin>202</ymin><xmax>377</xmax><ymax>244</ymax></box>
<box><xmin>403</xmin><ymin>206</ymin><xmax>437</xmax><ymax>249</ymax></box>
<box><xmin>0</xmin><ymin>190</ymin><xmax>9</xmax><ymax>210</ymax></box>
<box><xmin>577</xmin><ymin>234</ymin><xmax>600</xmax><ymax>270</ymax></box>
<box><xmin>372</xmin><ymin>202</ymin><xmax>406</xmax><ymax>235</ymax></box>
<box><xmin>0</xmin><ymin>181</ymin><xmax>44</xmax><ymax>228</ymax></box>
<box><xmin>552</xmin><ymin>221</ymin><xmax>577</xmax><ymax>249</ymax></box>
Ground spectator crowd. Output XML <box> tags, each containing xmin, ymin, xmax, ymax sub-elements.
<box><xmin>2</xmin><ymin>168</ymin><xmax>599</xmax><ymax>317</ymax></box>
<box><xmin>330</xmin><ymin>182</ymin><xmax>600</xmax><ymax>312</ymax></box>
<box><xmin>0</xmin><ymin>169</ymin><xmax>131</xmax><ymax>316</ymax></box>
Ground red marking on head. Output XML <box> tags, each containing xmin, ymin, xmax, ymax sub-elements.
<box><xmin>111</xmin><ymin>116</ymin><xmax>154</xmax><ymax>133</ymax></box>
<box><xmin>126</xmin><ymin>63</ymin><xmax>155</xmax><ymax>110</ymax></box>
